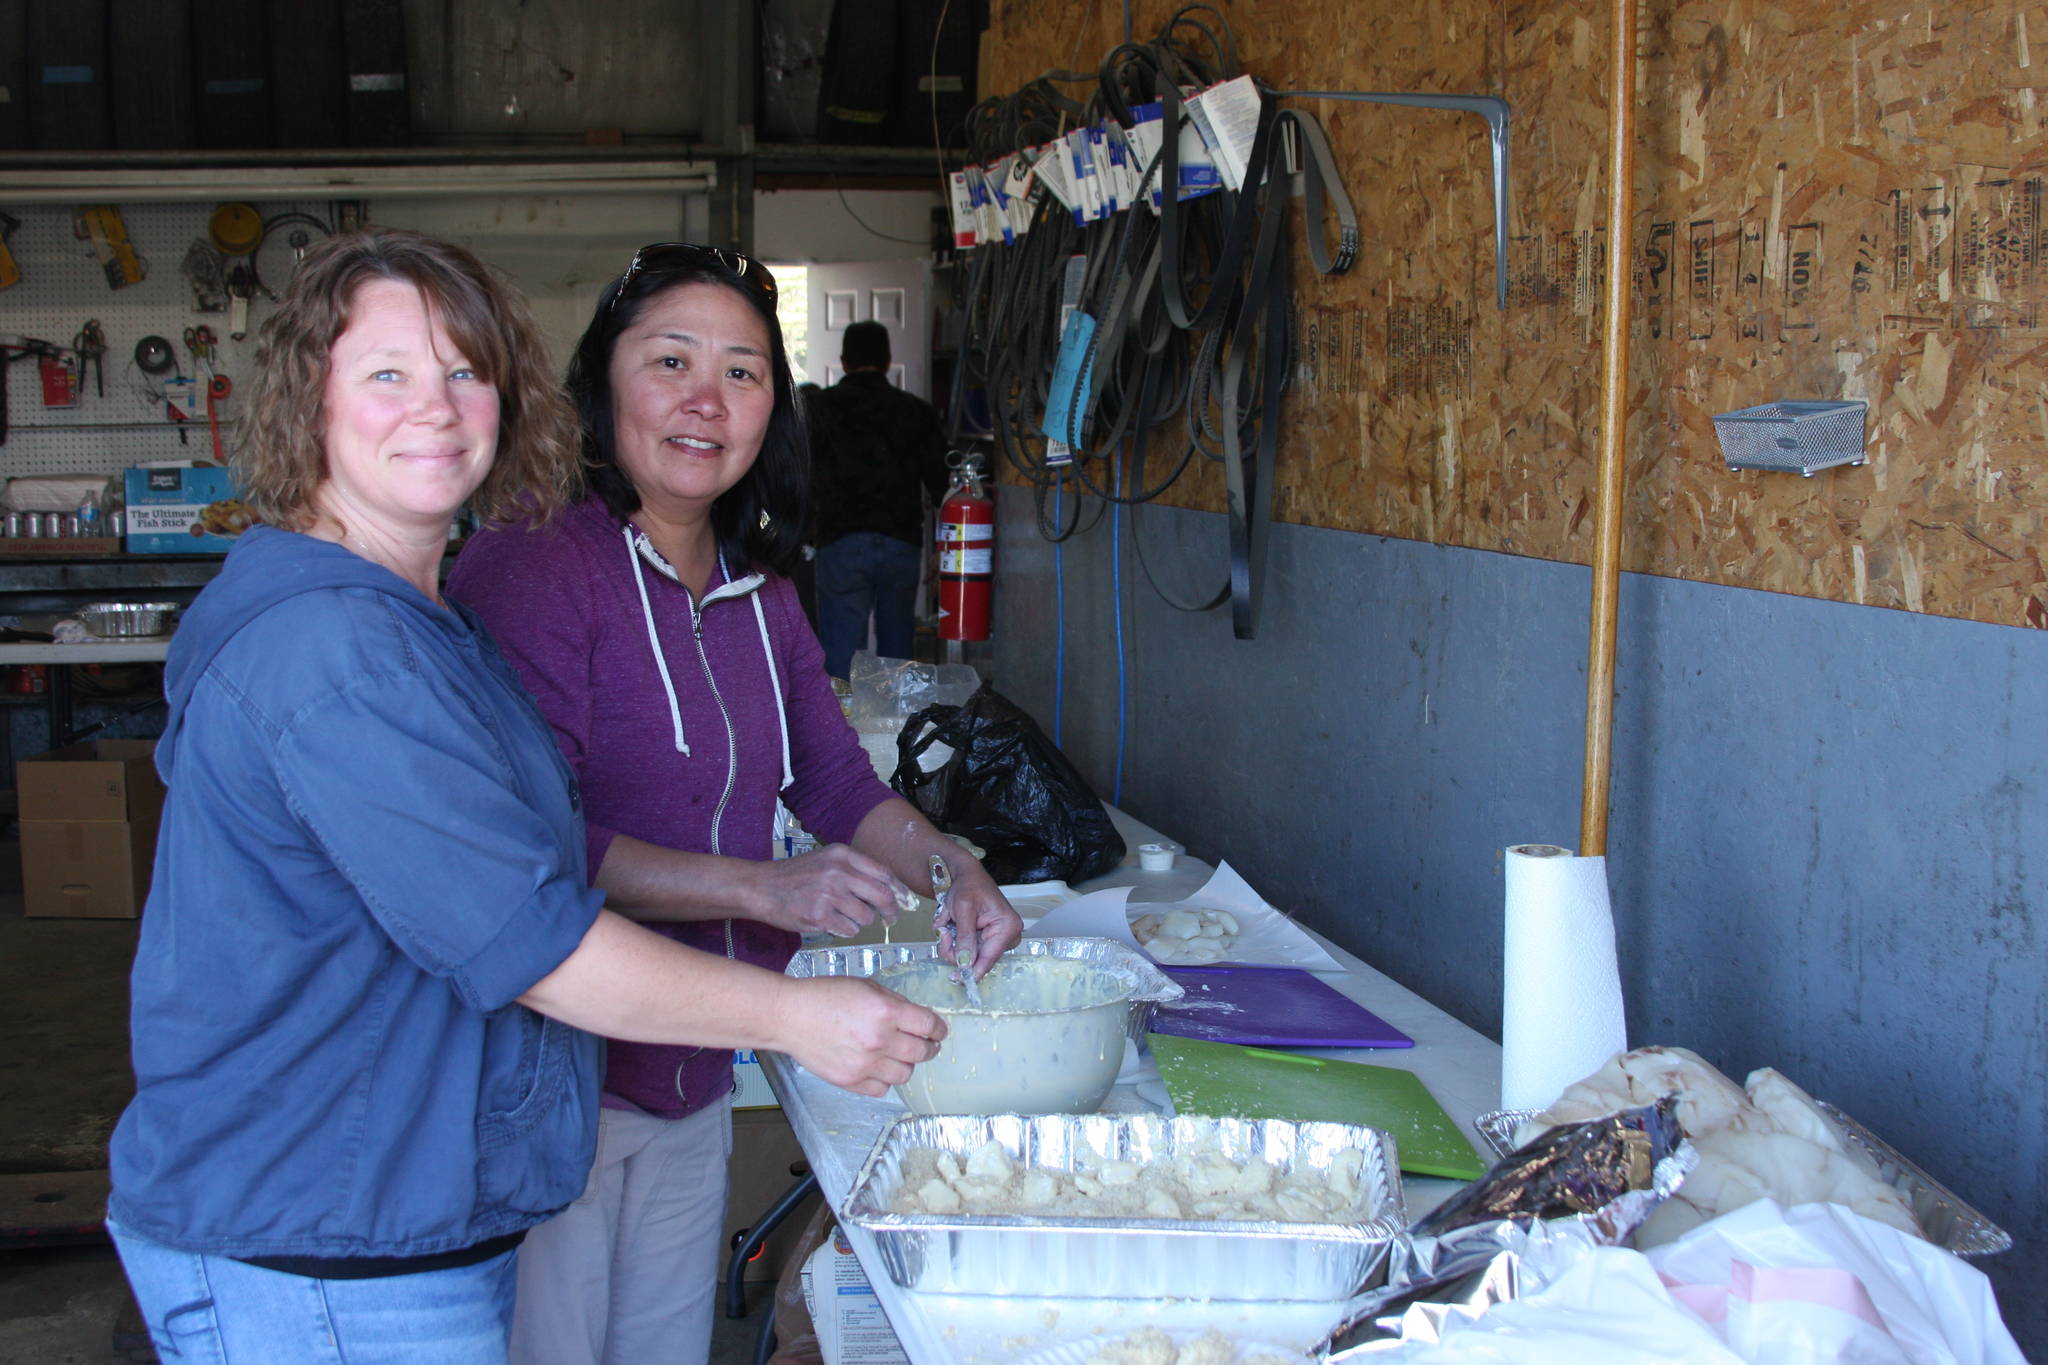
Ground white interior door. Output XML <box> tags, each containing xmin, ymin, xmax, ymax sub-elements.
<box><xmin>805</xmin><ymin>260</ymin><xmax>932</xmax><ymax>399</ymax></box>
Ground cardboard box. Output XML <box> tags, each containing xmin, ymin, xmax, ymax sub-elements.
<box><xmin>802</xmin><ymin>1227</ymin><xmax>908</xmax><ymax>1364</ymax></box>
<box><xmin>0</xmin><ymin>538</ymin><xmax>124</xmax><ymax>557</ymax></box>
<box><xmin>19</xmin><ymin>819</ymin><xmax>159</xmax><ymax>918</ymax></box>
<box><xmin>18</xmin><ymin>739</ymin><xmax>163</xmax><ymax>823</ymax></box>
<box><xmin>123</xmin><ymin>465</ymin><xmax>251</xmax><ymax>554</ymax></box>
<box><xmin>723</xmin><ymin>1106</ymin><xmax>814</xmax><ymax>1282</ymax></box>
<box><xmin>17</xmin><ymin>740</ymin><xmax>165</xmax><ymax>918</ymax></box>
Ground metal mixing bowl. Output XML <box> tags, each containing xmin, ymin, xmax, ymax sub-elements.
<box><xmin>876</xmin><ymin>956</ymin><xmax>1143</xmax><ymax>1115</ymax></box>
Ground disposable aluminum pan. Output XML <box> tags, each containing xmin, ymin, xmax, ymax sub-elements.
<box><xmin>78</xmin><ymin>602</ymin><xmax>179</xmax><ymax>638</ymax></box>
<box><xmin>1474</xmin><ymin>1106</ymin><xmax>2010</xmax><ymax>1257</ymax></box>
<box><xmin>787</xmin><ymin>936</ymin><xmax>1184</xmax><ymax>1041</ymax></box>
<box><xmin>842</xmin><ymin>1112</ymin><xmax>1406</xmax><ymax>1300</ymax></box>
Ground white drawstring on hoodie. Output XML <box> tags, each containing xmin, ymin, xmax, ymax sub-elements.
<box><xmin>622</xmin><ymin>526</ymin><xmax>793</xmax><ymax>789</ymax></box>
<box><xmin>748</xmin><ymin>592</ymin><xmax>795</xmax><ymax>789</ymax></box>
<box><xmin>623</xmin><ymin>526</ymin><xmax>797</xmax><ymax>1109</ymax></box>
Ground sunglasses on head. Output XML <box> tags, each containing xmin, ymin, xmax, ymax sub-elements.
<box><xmin>607</xmin><ymin>243</ymin><xmax>777</xmax><ymax>315</ymax></box>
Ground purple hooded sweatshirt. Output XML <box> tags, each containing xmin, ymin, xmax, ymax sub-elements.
<box><xmin>448</xmin><ymin>495</ymin><xmax>896</xmax><ymax>1119</ymax></box>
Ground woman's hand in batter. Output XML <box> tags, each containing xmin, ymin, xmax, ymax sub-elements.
<box><xmin>779</xmin><ymin>977</ymin><xmax>946</xmax><ymax>1096</ymax></box>
<box><xmin>941</xmin><ymin>860</ymin><xmax>1024</xmax><ymax>977</ymax></box>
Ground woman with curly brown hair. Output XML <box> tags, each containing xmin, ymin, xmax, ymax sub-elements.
<box><xmin>103</xmin><ymin>229</ymin><xmax>945</xmax><ymax>1364</ymax></box>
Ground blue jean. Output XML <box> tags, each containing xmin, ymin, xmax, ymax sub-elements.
<box><xmin>108</xmin><ymin>1217</ymin><xmax>517</xmax><ymax>1364</ymax></box>
<box><xmin>814</xmin><ymin>531</ymin><xmax>922</xmax><ymax>679</ymax></box>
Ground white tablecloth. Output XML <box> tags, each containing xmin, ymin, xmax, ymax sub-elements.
<box><xmin>761</xmin><ymin>807</ymin><xmax>1503</xmax><ymax>1363</ymax></box>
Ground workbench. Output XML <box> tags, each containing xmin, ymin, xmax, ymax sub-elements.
<box><xmin>0</xmin><ymin>550</ymin><xmax>214</xmax><ymax>749</ymax></box>
<box><xmin>760</xmin><ymin>807</ymin><xmax>1503</xmax><ymax>1364</ymax></box>
<box><xmin>0</xmin><ymin>637</ymin><xmax>173</xmax><ymax>748</ymax></box>
<box><xmin>0</xmin><ymin>640</ymin><xmax>173</xmax><ymax>665</ymax></box>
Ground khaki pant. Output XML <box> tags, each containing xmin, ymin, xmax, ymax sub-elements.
<box><xmin>511</xmin><ymin>1098</ymin><xmax>734</xmax><ymax>1365</ymax></box>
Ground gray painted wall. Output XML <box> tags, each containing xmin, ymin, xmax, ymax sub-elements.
<box><xmin>991</xmin><ymin>486</ymin><xmax>2045</xmax><ymax>1350</ymax></box>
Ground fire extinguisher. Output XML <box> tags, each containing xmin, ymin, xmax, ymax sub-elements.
<box><xmin>936</xmin><ymin>458</ymin><xmax>994</xmax><ymax>642</ymax></box>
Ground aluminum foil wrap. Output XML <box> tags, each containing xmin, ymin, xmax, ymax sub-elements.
<box><xmin>1474</xmin><ymin>1101</ymin><xmax>2011</xmax><ymax>1258</ymax></box>
<box><xmin>842</xmin><ymin>1112</ymin><xmax>1405</xmax><ymax>1301</ymax></box>
<box><xmin>1321</xmin><ymin>1099</ymin><xmax>1693</xmax><ymax>1357</ymax></box>
<box><xmin>787</xmin><ymin>936</ymin><xmax>1183</xmax><ymax>1039</ymax></box>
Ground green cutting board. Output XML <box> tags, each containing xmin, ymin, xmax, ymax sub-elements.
<box><xmin>1148</xmin><ymin>1033</ymin><xmax>1488</xmax><ymax>1181</ymax></box>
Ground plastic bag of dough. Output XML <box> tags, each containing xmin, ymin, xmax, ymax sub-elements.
<box><xmin>1636</xmin><ymin>1129</ymin><xmax>1918</xmax><ymax>1247</ymax></box>
<box><xmin>1515</xmin><ymin>1047</ymin><xmax>1923</xmax><ymax>1246</ymax></box>
<box><xmin>1743</xmin><ymin>1067</ymin><xmax>1882</xmax><ymax>1180</ymax></box>
<box><xmin>1513</xmin><ymin>1046</ymin><xmax>1751</xmax><ymax>1146</ymax></box>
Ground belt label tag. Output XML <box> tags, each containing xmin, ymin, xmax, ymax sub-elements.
<box><xmin>1189</xmin><ymin>74</ymin><xmax>1263</xmax><ymax>193</ymax></box>
<box><xmin>947</xmin><ymin>172</ymin><xmax>978</xmax><ymax>248</ymax></box>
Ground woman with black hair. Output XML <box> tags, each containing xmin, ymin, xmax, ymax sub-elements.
<box><xmin>449</xmin><ymin>244</ymin><xmax>1022</xmax><ymax>1365</ymax></box>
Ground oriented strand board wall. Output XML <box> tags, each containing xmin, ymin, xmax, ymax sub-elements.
<box><xmin>982</xmin><ymin>0</ymin><xmax>2048</xmax><ymax>628</ymax></box>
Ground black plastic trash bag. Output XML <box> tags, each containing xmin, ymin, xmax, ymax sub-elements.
<box><xmin>890</xmin><ymin>685</ymin><xmax>1126</xmax><ymax>885</ymax></box>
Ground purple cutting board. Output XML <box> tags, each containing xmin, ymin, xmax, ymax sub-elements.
<box><xmin>1151</xmin><ymin>965</ymin><xmax>1414</xmax><ymax>1049</ymax></box>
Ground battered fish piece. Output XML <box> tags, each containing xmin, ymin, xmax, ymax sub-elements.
<box><xmin>1131</xmin><ymin>906</ymin><xmax>1239</xmax><ymax>965</ymax></box>
<box><xmin>1085</xmin><ymin>1329</ymin><xmax>1302</xmax><ymax>1365</ymax></box>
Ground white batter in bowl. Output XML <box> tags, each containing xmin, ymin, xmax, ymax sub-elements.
<box><xmin>878</xmin><ymin>957</ymin><xmax>1139</xmax><ymax>1114</ymax></box>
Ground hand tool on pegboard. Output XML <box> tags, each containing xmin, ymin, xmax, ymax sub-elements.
<box><xmin>74</xmin><ymin>319</ymin><xmax>107</xmax><ymax>398</ymax></box>
<box><xmin>209</xmin><ymin>203</ymin><xmax>265</xmax><ymax>340</ymax></box>
<box><xmin>134</xmin><ymin>335</ymin><xmax>192</xmax><ymax>446</ymax></box>
<box><xmin>205</xmin><ymin>373</ymin><xmax>232</xmax><ymax>464</ymax></box>
<box><xmin>74</xmin><ymin>206</ymin><xmax>147</xmax><ymax>289</ymax></box>
<box><xmin>181</xmin><ymin>239</ymin><xmax>229</xmax><ymax>313</ymax></box>
<box><xmin>183</xmin><ymin>324</ymin><xmax>218</xmax><ymax>378</ymax></box>
<box><xmin>1</xmin><ymin>335</ymin><xmax>75</xmax><ymax>442</ymax></box>
<box><xmin>0</xmin><ymin>340</ymin><xmax>26</xmax><ymax>443</ymax></box>
<box><xmin>0</xmin><ymin>213</ymin><xmax>21</xmax><ymax>290</ymax></box>
<box><xmin>225</xmin><ymin>263</ymin><xmax>259</xmax><ymax>340</ymax></box>
<box><xmin>252</xmin><ymin>210</ymin><xmax>334</xmax><ymax>300</ymax></box>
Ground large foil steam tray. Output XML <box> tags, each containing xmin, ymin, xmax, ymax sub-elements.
<box><xmin>787</xmin><ymin>936</ymin><xmax>1183</xmax><ymax>1039</ymax></box>
<box><xmin>841</xmin><ymin>1112</ymin><xmax>1405</xmax><ymax>1300</ymax></box>
<box><xmin>1474</xmin><ymin>1105</ymin><xmax>2010</xmax><ymax>1258</ymax></box>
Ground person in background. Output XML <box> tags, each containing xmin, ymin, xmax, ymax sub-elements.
<box><xmin>448</xmin><ymin>243</ymin><xmax>1023</xmax><ymax>1365</ymax></box>
<box><xmin>791</xmin><ymin>379</ymin><xmax>824</xmax><ymax>623</ymax></box>
<box><xmin>806</xmin><ymin>319</ymin><xmax>951</xmax><ymax>678</ymax></box>
<box><xmin>105</xmin><ymin>229</ymin><xmax>946</xmax><ymax>1365</ymax></box>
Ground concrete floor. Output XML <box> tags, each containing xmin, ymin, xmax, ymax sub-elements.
<box><xmin>0</xmin><ymin>845</ymin><xmax>783</xmax><ymax>1365</ymax></box>
<box><xmin>0</xmin><ymin>1242</ymin><xmax>775</xmax><ymax>1365</ymax></box>
<box><xmin>0</xmin><ymin>847</ymin><xmax>152</xmax><ymax>1365</ymax></box>
<box><xmin>0</xmin><ymin>1246</ymin><xmax>150</xmax><ymax>1365</ymax></box>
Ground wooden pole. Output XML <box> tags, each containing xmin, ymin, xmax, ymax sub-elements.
<box><xmin>1579</xmin><ymin>0</ymin><xmax>1638</xmax><ymax>857</ymax></box>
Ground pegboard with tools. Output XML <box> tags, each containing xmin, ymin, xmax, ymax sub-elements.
<box><xmin>0</xmin><ymin>200</ymin><xmax>336</xmax><ymax>479</ymax></box>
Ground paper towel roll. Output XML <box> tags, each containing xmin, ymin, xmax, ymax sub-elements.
<box><xmin>1500</xmin><ymin>843</ymin><xmax>1628</xmax><ymax>1111</ymax></box>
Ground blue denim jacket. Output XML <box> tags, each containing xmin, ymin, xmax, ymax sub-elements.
<box><xmin>109</xmin><ymin>527</ymin><xmax>604</xmax><ymax>1259</ymax></box>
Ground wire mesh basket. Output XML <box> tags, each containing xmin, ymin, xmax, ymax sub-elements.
<box><xmin>1711</xmin><ymin>400</ymin><xmax>1867</xmax><ymax>475</ymax></box>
